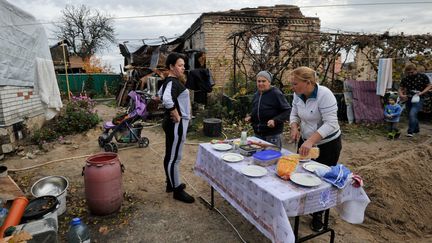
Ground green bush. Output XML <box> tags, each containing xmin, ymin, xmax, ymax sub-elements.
<box><xmin>31</xmin><ymin>95</ymin><xmax>100</xmax><ymax>145</ymax></box>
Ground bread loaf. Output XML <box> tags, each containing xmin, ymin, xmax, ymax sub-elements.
<box><xmin>276</xmin><ymin>155</ymin><xmax>299</xmax><ymax>180</ymax></box>
<box><xmin>299</xmin><ymin>147</ymin><xmax>320</xmax><ymax>160</ymax></box>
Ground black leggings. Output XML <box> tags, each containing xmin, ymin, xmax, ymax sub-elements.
<box><xmin>162</xmin><ymin>118</ymin><xmax>188</xmax><ymax>188</ymax></box>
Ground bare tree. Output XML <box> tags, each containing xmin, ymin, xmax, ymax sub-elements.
<box><xmin>54</xmin><ymin>5</ymin><xmax>116</xmax><ymax>58</ymax></box>
<box><xmin>230</xmin><ymin>25</ymin><xmax>320</xmax><ymax>91</ymax></box>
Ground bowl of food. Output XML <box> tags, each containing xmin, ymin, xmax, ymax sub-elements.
<box><xmin>238</xmin><ymin>144</ymin><xmax>262</xmax><ymax>156</ymax></box>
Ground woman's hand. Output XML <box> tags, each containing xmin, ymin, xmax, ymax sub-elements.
<box><xmin>299</xmin><ymin>140</ymin><xmax>314</xmax><ymax>157</ymax></box>
<box><xmin>290</xmin><ymin>123</ymin><xmax>300</xmax><ymax>142</ymax></box>
<box><xmin>267</xmin><ymin>119</ymin><xmax>275</xmax><ymax>128</ymax></box>
<box><xmin>170</xmin><ymin>109</ymin><xmax>181</xmax><ymax>123</ymax></box>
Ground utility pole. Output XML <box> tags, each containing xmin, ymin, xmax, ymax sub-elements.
<box><xmin>331</xmin><ymin>31</ymin><xmax>339</xmax><ymax>83</ymax></box>
<box><xmin>61</xmin><ymin>40</ymin><xmax>71</xmax><ymax>100</ymax></box>
<box><xmin>233</xmin><ymin>35</ymin><xmax>237</xmax><ymax>92</ymax></box>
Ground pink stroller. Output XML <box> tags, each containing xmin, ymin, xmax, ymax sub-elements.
<box><xmin>98</xmin><ymin>90</ymin><xmax>150</xmax><ymax>152</ymax></box>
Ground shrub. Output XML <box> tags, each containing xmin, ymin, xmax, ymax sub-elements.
<box><xmin>31</xmin><ymin>95</ymin><xmax>100</xmax><ymax>145</ymax></box>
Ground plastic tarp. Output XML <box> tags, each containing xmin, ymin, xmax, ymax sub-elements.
<box><xmin>0</xmin><ymin>0</ymin><xmax>62</xmax><ymax>118</ymax></box>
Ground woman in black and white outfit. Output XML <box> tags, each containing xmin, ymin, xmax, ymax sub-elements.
<box><xmin>158</xmin><ymin>53</ymin><xmax>194</xmax><ymax>203</ymax></box>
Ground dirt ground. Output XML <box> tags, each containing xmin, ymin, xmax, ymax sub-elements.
<box><xmin>3</xmin><ymin>103</ymin><xmax>432</xmax><ymax>243</ymax></box>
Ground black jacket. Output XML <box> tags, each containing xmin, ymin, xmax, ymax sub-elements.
<box><xmin>250</xmin><ymin>87</ymin><xmax>291</xmax><ymax>136</ymax></box>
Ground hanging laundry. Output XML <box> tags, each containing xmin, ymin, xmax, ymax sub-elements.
<box><xmin>376</xmin><ymin>58</ymin><xmax>393</xmax><ymax>96</ymax></box>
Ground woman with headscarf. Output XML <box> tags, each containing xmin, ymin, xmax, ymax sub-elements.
<box><xmin>245</xmin><ymin>70</ymin><xmax>291</xmax><ymax>148</ymax></box>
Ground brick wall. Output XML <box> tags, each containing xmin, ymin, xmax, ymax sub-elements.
<box><xmin>182</xmin><ymin>5</ymin><xmax>320</xmax><ymax>87</ymax></box>
<box><xmin>0</xmin><ymin>86</ymin><xmax>44</xmax><ymax>126</ymax></box>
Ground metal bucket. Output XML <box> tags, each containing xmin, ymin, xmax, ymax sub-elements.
<box><xmin>203</xmin><ymin>118</ymin><xmax>222</xmax><ymax>137</ymax></box>
<box><xmin>31</xmin><ymin>176</ymin><xmax>69</xmax><ymax>215</ymax></box>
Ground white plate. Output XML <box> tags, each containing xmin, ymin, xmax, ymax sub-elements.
<box><xmin>302</xmin><ymin>162</ymin><xmax>331</xmax><ymax>173</ymax></box>
<box><xmin>290</xmin><ymin>173</ymin><xmax>322</xmax><ymax>187</ymax></box>
<box><xmin>212</xmin><ymin>143</ymin><xmax>232</xmax><ymax>151</ymax></box>
<box><xmin>241</xmin><ymin>165</ymin><xmax>268</xmax><ymax>177</ymax></box>
<box><xmin>221</xmin><ymin>153</ymin><xmax>244</xmax><ymax>163</ymax></box>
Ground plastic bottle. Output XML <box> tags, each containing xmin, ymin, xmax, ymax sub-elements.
<box><xmin>67</xmin><ymin>218</ymin><xmax>90</xmax><ymax>243</ymax></box>
<box><xmin>0</xmin><ymin>207</ymin><xmax>8</xmax><ymax>226</ymax></box>
<box><xmin>240</xmin><ymin>131</ymin><xmax>247</xmax><ymax>145</ymax></box>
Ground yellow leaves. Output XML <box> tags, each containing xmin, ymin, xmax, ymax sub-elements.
<box><xmin>83</xmin><ymin>56</ymin><xmax>112</xmax><ymax>73</ymax></box>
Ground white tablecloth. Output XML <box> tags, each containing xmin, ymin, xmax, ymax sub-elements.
<box><xmin>194</xmin><ymin>142</ymin><xmax>370</xmax><ymax>243</ymax></box>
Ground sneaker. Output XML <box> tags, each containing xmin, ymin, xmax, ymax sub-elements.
<box><xmin>406</xmin><ymin>133</ymin><xmax>414</xmax><ymax>137</ymax></box>
<box><xmin>173</xmin><ymin>187</ymin><xmax>195</xmax><ymax>203</ymax></box>
<box><xmin>394</xmin><ymin>132</ymin><xmax>401</xmax><ymax>139</ymax></box>
<box><xmin>310</xmin><ymin>216</ymin><xmax>324</xmax><ymax>232</ymax></box>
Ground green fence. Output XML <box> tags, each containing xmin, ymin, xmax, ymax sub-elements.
<box><xmin>56</xmin><ymin>73</ymin><xmax>121</xmax><ymax>96</ymax></box>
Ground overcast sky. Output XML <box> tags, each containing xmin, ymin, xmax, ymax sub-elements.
<box><xmin>10</xmin><ymin>0</ymin><xmax>432</xmax><ymax>73</ymax></box>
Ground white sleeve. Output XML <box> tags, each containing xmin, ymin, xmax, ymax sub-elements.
<box><xmin>289</xmin><ymin>94</ymin><xmax>300</xmax><ymax>125</ymax></box>
<box><xmin>162</xmin><ymin>81</ymin><xmax>175</xmax><ymax>110</ymax></box>
<box><xmin>317</xmin><ymin>90</ymin><xmax>339</xmax><ymax>138</ymax></box>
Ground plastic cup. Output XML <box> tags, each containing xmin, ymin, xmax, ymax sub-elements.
<box><xmin>240</xmin><ymin>131</ymin><xmax>247</xmax><ymax>145</ymax></box>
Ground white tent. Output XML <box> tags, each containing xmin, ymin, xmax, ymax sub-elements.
<box><xmin>0</xmin><ymin>0</ymin><xmax>62</xmax><ymax>122</ymax></box>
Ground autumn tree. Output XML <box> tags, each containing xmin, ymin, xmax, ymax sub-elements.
<box><xmin>83</xmin><ymin>55</ymin><xmax>113</xmax><ymax>73</ymax></box>
<box><xmin>54</xmin><ymin>5</ymin><xmax>116</xmax><ymax>59</ymax></box>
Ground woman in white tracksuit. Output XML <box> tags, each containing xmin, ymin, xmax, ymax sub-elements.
<box><xmin>158</xmin><ymin>53</ymin><xmax>194</xmax><ymax>203</ymax></box>
<box><xmin>289</xmin><ymin>66</ymin><xmax>342</xmax><ymax>232</ymax></box>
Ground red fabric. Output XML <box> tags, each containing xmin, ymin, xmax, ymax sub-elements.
<box><xmin>347</xmin><ymin>80</ymin><xmax>384</xmax><ymax>123</ymax></box>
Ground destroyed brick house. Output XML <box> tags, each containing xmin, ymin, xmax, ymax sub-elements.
<box><xmin>50</xmin><ymin>41</ymin><xmax>85</xmax><ymax>74</ymax></box>
<box><xmin>118</xmin><ymin>5</ymin><xmax>320</xmax><ymax>102</ymax></box>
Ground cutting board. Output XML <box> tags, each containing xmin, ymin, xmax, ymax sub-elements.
<box><xmin>0</xmin><ymin>176</ymin><xmax>24</xmax><ymax>201</ymax></box>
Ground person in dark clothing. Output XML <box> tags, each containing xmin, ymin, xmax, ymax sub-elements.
<box><xmin>186</xmin><ymin>69</ymin><xmax>214</xmax><ymax>105</ymax></box>
<box><xmin>398</xmin><ymin>63</ymin><xmax>432</xmax><ymax>137</ymax></box>
<box><xmin>245</xmin><ymin>70</ymin><xmax>291</xmax><ymax>148</ymax></box>
<box><xmin>157</xmin><ymin>53</ymin><xmax>194</xmax><ymax>203</ymax></box>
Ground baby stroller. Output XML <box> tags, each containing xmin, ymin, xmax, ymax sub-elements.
<box><xmin>98</xmin><ymin>90</ymin><xmax>150</xmax><ymax>152</ymax></box>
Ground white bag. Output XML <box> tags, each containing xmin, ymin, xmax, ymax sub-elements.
<box><xmin>411</xmin><ymin>94</ymin><xmax>420</xmax><ymax>103</ymax></box>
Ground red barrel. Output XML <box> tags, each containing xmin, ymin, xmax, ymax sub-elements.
<box><xmin>83</xmin><ymin>152</ymin><xmax>124</xmax><ymax>215</ymax></box>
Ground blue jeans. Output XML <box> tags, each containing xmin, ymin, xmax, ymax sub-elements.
<box><xmin>255</xmin><ymin>134</ymin><xmax>282</xmax><ymax>149</ymax></box>
<box><xmin>406</xmin><ymin>99</ymin><xmax>423</xmax><ymax>134</ymax></box>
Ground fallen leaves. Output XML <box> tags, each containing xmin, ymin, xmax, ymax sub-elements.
<box><xmin>98</xmin><ymin>226</ymin><xmax>109</xmax><ymax>235</ymax></box>
<box><xmin>0</xmin><ymin>231</ymin><xmax>33</xmax><ymax>243</ymax></box>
